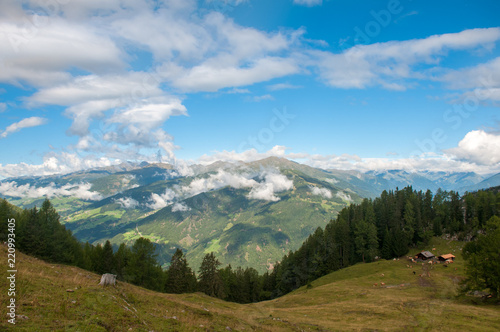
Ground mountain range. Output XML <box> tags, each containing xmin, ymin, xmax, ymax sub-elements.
<box><xmin>1</xmin><ymin>157</ymin><xmax>499</xmax><ymax>271</ymax></box>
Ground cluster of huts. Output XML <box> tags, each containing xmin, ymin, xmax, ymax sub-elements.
<box><xmin>414</xmin><ymin>250</ymin><xmax>455</xmax><ymax>264</ymax></box>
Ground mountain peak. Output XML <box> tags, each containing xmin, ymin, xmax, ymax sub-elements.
<box><xmin>248</xmin><ymin>156</ymin><xmax>296</xmax><ymax>168</ymax></box>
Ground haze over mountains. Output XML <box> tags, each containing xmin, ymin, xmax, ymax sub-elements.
<box><xmin>1</xmin><ymin>157</ymin><xmax>499</xmax><ymax>271</ymax></box>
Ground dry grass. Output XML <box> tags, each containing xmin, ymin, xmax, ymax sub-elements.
<box><xmin>1</xmin><ymin>238</ymin><xmax>499</xmax><ymax>331</ymax></box>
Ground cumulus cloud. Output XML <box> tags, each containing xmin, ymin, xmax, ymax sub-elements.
<box><xmin>445</xmin><ymin>130</ymin><xmax>500</xmax><ymax>165</ymax></box>
<box><xmin>155</xmin><ymin>11</ymin><xmax>300</xmax><ymax>92</ymax></box>
<box><xmin>325</xmin><ymin>178</ymin><xmax>338</xmax><ymax>184</ymax></box>
<box><xmin>180</xmin><ymin>169</ymin><xmax>258</xmax><ymax>197</ymax></box>
<box><xmin>0</xmin><ymin>182</ymin><xmax>102</xmax><ymax>200</ymax></box>
<box><xmin>179</xmin><ymin>168</ymin><xmax>293</xmax><ymax>202</ymax></box>
<box><xmin>247</xmin><ymin>170</ymin><xmax>294</xmax><ymax>201</ymax></box>
<box><xmin>309</xmin><ymin>185</ymin><xmax>332</xmax><ymax>198</ymax></box>
<box><xmin>172</xmin><ymin>201</ymin><xmax>191</xmax><ymax>212</ymax></box>
<box><xmin>143</xmin><ymin>168</ymin><xmax>294</xmax><ymax>210</ymax></box>
<box><xmin>116</xmin><ymin>197</ymin><xmax>139</xmax><ymax>209</ymax></box>
<box><xmin>29</xmin><ymin>73</ymin><xmax>188</xmax><ymax>163</ymax></box>
<box><xmin>0</xmin><ymin>117</ymin><xmax>47</xmax><ymax>139</ymax></box>
<box><xmin>147</xmin><ymin>189</ymin><xmax>177</xmax><ymax>210</ymax></box>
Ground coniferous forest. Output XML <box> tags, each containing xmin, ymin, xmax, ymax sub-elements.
<box><xmin>1</xmin><ymin>185</ymin><xmax>499</xmax><ymax>303</ymax></box>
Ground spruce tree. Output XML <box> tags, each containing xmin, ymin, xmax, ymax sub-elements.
<box><xmin>165</xmin><ymin>248</ymin><xmax>196</xmax><ymax>293</ymax></box>
<box><xmin>102</xmin><ymin>240</ymin><xmax>115</xmax><ymax>273</ymax></box>
<box><xmin>198</xmin><ymin>252</ymin><xmax>224</xmax><ymax>298</ymax></box>
<box><xmin>128</xmin><ymin>238</ymin><xmax>165</xmax><ymax>291</ymax></box>
<box><xmin>462</xmin><ymin>216</ymin><xmax>500</xmax><ymax>298</ymax></box>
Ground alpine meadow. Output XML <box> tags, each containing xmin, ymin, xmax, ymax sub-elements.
<box><xmin>1</xmin><ymin>0</ymin><xmax>500</xmax><ymax>331</ymax></box>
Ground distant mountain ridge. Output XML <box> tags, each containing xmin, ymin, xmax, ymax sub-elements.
<box><xmin>1</xmin><ymin>157</ymin><xmax>499</xmax><ymax>271</ymax></box>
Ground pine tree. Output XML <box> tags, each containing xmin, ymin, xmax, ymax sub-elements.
<box><xmin>128</xmin><ymin>238</ymin><xmax>165</xmax><ymax>291</ymax></box>
<box><xmin>354</xmin><ymin>220</ymin><xmax>378</xmax><ymax>263</ymax></box>
<box><xmin>380</xmin><ymin>228</ymin><xmax>392</xmax><ymax>259</ymax></box>
<box><xmin>198</xmin><ymin>252</ymin><xmax>224</xmax><ymax>298</ymax></box>
<box><xmin>92</xmin><ymin>243</ymin><xmax>105</xmax><ymax>274</ymax></box>
<box><xmin>462</xmin><ymin>216</ymin><xmax>500</xmax><ymax>298</ymax></box>
<box><xmin>165</xmin><ymin>248</ymin><xmax>196</xmax><ymax>293</ymax></box>
<box><xmin>115</xmin><ymin>243</ymin><xmax>132</xmax><ymax>281</ymax></box>
<box><xmin>102</xmin><ymin>240</ymin><xmax>115</xmax><ymax>273</ymax></box>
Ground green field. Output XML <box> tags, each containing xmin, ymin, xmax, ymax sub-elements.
<box><xmin>1</xmin><ymin>238</ymin><xmax>498</xmax><ymax>331</ymax></box>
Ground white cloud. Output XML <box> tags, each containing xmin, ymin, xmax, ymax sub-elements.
<box><xmin>247</xmin><ymin>182</ymin><xmax>279</xmax><ymax>201</ymax></box>
<box><xmin>297</xmin><ymin>151</ymin><xmax>500</xmax><ymax>175</ymax></box>
<box><xmin>439</xmin><ymin>56</ymin><xmax>500</xmax><ymax>104</ymax></box>
<box><xmin>0</xmin><ymin>14</ymin><xmax>124</xmax><ymax>87</ymax></box>
<box><xmin>336</xmin><ymin>191</ymin><xmax>352</xmax><ymax>203</ymax></box>
<box><xmin>106</xmin><ymin>98</ymin><xmax>187</xmax><ymax>148</ymax></box>
<box><xmin>196</xmin><ymin>145</ymin><xmax>499</xmax><ymax>176</ymax></box>
<box><xmin>116</xmin><ymin>197</ymin><xmax>139</xmax><ymax>209</ymax></box>
<box><xmin>325</xmin><ymin>178</ymin><xmax>338</xmax><ymax>184</ymax></box>
<box><xmin>179</xmin><ymin>167</ymin><xmax>293</xmax><ymax>202</ymax></box>
<box><xmin>30</xmin><ymin>73</ymin><xmax>187</xmax><ymax>161</ymax></box>
<box><xmin>162</xmin><ymin>56</ymin><xmax>300</xmax><ymax>92</ymax></box>
<box><xmin>172</xmin><ymin>201</ymin><xmax>191</xmax><ymax>212</ymax></box>
<box><xmin>180</xmin><ymin>169</ymin><xmax>257</xmax><ymax>197</ymax></box>
<box><xmin>247</xmin><ymin>170</ymin><xmax>294</xmax><ymax>201</ymax></box>
<box><xmin>110</xmin><ymin>5</ymin><xmax>210</xmax><ymax>62</ymax></box>
<box><xmin>29</xmin><ymin>73</ymin><xmax>174</xmax><ymax>135</ymax></box>
<box><xmin>0</xmin><ymin>117</ymin><xmax>47</xmax><ymax>139</ymax></box>
<box><xmin>445</xmin><ymin>130</ymin><xmax>500</xmax><ymax>166</ymax></box>
<box><xmin>262</xmin><ymin>171</ymin><xmax>294</xmax><ymax>192</ymax></box>
<box><xmin>293</xmin><ymin>0</ymin><xmax>323</xmax><ymax>6</ymax></box>
<box><xmin>313</xmin><ymin>28</ymin><xmax>500</xmax><ymax>89</ymax></box>
<box><xmin>0</xmin><ymin>181</ymin><xmax>103</xmax><ymax>201</ymax></box>
<box><xmin>143</xmin><ymin>167</ymin><xmax>294</xmax><ymax>209</ymax></box>
<box><xmin>197</xmin><ymin>145</ymin><xmax>291</xmax><ymax>165</ymax></box>
<box><xmin>155</xmin><ymin>11</ymin><xmax>301</xmax><ymax>92</ymax></box>
<box><xmin>0</xmin><ymin>152</ymin><xmax>118</xmax><ymax>179</ymax></box>
<box><xmin>442</xmin><ymin>57</ymin><xmax>500</xmax><ymax>90</ymax></box>
<box><xmin>309</xmin><ymin>185</ymin><xmax>332</xmax><ymax>198</ymax></box>
<box><xmin>147</xmin><ymin>189</ymin><xmax>177</xmax><ymax>210</ymax></box>
<box><xmin>0</xmin><ymin>103</ymin><xmax>6</xmax><ymax>113</ymax></box>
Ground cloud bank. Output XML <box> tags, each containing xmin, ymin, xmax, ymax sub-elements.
<box><xmin>309</xmin><ymin>185</ymin><xmax>332</xmax><ymax>198</ymax></box>
<box><xmin>0</xmin><ymin>182</ymin><xmax>103</xmax><ymax>201</ymax></box>
<box><xmin>143</xmin><ymin>168</ymin><xmax>294</xmax><ymax>211</ymax></box>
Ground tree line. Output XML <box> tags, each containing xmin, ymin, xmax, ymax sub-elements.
<box><xmin>1</xmin><ymin>185</ymin><xmax>499</xmax><ymax>302</ymax></box>
<box><xmin>265</xmin><ymin>186</ymin><xmax>500</xmax><ymax>297</ymax></box>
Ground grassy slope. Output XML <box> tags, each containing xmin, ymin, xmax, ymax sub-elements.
<box><xmin>1</xmin><ymin>238</ymin><xmax>499</xmax><ymax>331</ymax></box>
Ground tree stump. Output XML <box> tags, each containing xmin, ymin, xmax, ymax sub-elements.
<box><xmin>99</xmin><ymin>273</ymin><xmax>117</xmax><ymax>286</ymax></box>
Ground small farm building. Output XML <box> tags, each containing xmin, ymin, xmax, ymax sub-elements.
<box><xmin>438</xmin><ymin>254</ymin><xmax>455</xmax><ymax>262</ymax></box>
<box><xmin>415</xmin><ymin>251</ymin><xmax>435</xmax><ymax>260</ymax></box>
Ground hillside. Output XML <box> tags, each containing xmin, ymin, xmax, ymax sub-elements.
<box><xmin>1</xmin><ymin>238</ymin><xmax>499</xmax><ymax>331</ymax></box>
<box><xmin>1</xmin><ymin>157</ymin><xmax>498</xmax><ymax>272</ymax></box>
<box><xmin>66</xmin><ymin>164</ymin><xmax>361</xmax><ymax>271</ymax></box>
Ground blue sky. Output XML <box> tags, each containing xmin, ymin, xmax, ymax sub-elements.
<box><xmin>1</xmin><ymin>0</ymin><xmax>500</xmax><ymax>178</ymax></box>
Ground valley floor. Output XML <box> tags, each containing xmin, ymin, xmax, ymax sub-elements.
<box><xmin>1</xmin><ymin>238</ymin><xmax>499</xmax><ymax>331</ymax></box>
